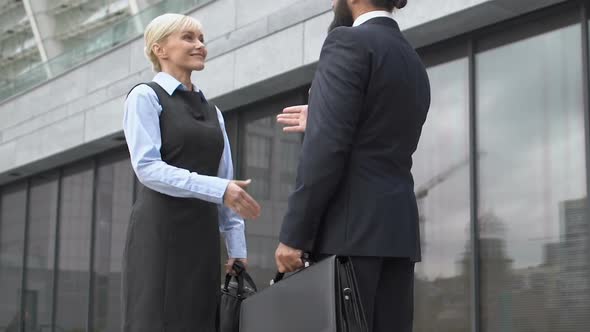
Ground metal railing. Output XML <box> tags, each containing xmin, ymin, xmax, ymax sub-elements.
<box><xmin>0</xmin><ymin>0</ymin><xmax>214</xmax><ymax>103</ymax></box>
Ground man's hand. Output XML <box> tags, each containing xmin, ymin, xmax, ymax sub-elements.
<box><xmin>224</xmin><ymin>179</ymin><xmax>261</xmax><ymax>219</ymax></box>
<box><xmin>275</xmin><ymin>242</ymin><xmax>304</xmax><ymax>273</ymax></box>
<box><xmin>277</xmin><ymin>105</ymin><xmax>308</xmax><ymax>133</ymax></box>
<box><xmin>225</xmin><ymin>258</ymin><xmax>248</xmax><ymax>276</ymax></box>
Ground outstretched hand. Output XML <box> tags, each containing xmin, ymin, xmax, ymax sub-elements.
<box><xmin>224</xmin><ymin>179</ymin><xmax>261</xmax><ymax>220</ymax></box>
<box><xmin>277</xmin><ymin>105</ymin><xmax>308</xmax><ymax>133</ymax></box>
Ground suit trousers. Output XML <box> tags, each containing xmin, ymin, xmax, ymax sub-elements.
<box><xmin>350</xmin><ymin>256</ymin><xmax>415</xmax><ymax>332</ymax></box>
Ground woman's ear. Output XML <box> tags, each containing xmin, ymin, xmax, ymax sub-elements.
<box><xmin>153</xmin><ymin>43</ymin><xmax>167</xmax><ymax>60</ymax></box>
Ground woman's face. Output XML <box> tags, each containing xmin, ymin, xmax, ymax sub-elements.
<box><xmin>157</xmin><ymin>26</ymin><xmax>208</xmax><ymax>71</ymax></box>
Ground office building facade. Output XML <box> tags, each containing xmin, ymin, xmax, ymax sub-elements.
<box><xmin>0</xmin><ymin>0</ymin><xmax>589</xmax><ymax>331</ymax></box>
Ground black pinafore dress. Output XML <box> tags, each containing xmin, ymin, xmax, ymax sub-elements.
<box><xmin>122</xmin><ymin>81</ymin><xmax>223</xmax><ymax>332</ymax></box>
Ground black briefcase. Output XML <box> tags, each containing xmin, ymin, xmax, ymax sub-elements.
<box><xmin>239</xmin><ymin>255</ymin><xmax>368</xmax><ymax>332</ymax></box>
<box><xmin>219</xmin><ymin>261</ymin><xmax>257</xmax><ymax>332</ymax></box>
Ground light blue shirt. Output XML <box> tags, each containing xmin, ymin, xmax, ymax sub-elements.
<box><xmin>123</xmin><ymin>72</ymin><xmax>246</xmax><ymax>258</ymax></box>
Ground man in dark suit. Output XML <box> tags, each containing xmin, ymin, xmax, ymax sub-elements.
<box><xmin>274</xmin><ymin>0</ymin><xmax>430</xmax><ymax>331</ymax></box>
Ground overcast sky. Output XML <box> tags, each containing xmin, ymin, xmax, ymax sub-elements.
<box><xmin>413</xmin><ymin>23</ymin><xmax>587</xmax><ymax>280</ymax></box>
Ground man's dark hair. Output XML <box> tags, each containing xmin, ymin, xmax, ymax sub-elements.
<box><xmin>370</xmin><ymin>0</ymin><xmax>407</xmax><ymax>11</ymax></box>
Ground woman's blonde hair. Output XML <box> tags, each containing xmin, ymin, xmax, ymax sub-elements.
<box><xmin>144</xmin><ymin>13</ymin><xmax>203</xmax><ymax>72</ymax></box>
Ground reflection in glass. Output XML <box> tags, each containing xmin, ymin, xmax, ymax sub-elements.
<box><xmin>92</xmin><ymin>158</ymin><xmax>134</xmax><ymax>332</ymax></box>
<box><xmin>412</xmin><ymin>58</ymin><xmax>471</xmax><ymax>332</ymax></box>
<box><xmin>240</xmin><ymin>93</ymin><xmax>303</xmax><ymax>288</ymax></box>
<box><xmin>23</xmin><ymin>174</ymin><xmax>59</xmax><ymax>332</ymax></box>
<box><xmin>280</xmin><ymin>140</ymin><xmax>300</xmax><ymax>200</ymax></box>
<box><xmin>55</xmin><ymin>163</ymin><xmax>94</xmax><ymax>332</ymax></box>
<box><xmin>0</xmin><ymin>0</ymin><xmax>216</xmax><ymax>103</ymax></box>
<box><xmin>0</xmin><ymin>182</ymin><xmax>27</xmax><ymax>332</ymax></box>
<box><xmin>244</xmin><ymin>128</ymin><xmax>272</xmax><ymax>200</ymax></box>
<box><xmin>477</xmin><ymin>23</ymin><xmax>588</xmax><ymax>332</ymax></box>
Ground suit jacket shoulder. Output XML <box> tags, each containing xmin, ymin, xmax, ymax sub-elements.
<box><xmin>316</xmin><ymin>26</ymin><xmax>371</xmax><ymax>93</ymax></box>
<box><xmin>329</xmin><ymin>25</ymin><xmax>367</xmax><ymax>41</ymax></box>
<box><xmin>323</xmin><ymin>26</ymin><xmax>369</xmax><ymax>56</ymax></box>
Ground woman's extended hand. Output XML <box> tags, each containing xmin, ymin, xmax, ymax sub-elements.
<box><xmin>277</xmin><ymin>105</ymin><xmax>308</xmax><ymax>133</ymax></box>
<box><xmin>224</xmin><ymin>179</ymin><xmax>261</xmax><ymax>219</ymax></box>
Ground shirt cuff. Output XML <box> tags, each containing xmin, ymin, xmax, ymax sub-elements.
<box><xmin>195</xmin><ymin>177</ymin><xmax>230</xmax><ymax>205</ymax></box>
<box><xmin>223</xmin><ymin>228</ymin><xmax>247</xmax><ymax>259</ymax></box>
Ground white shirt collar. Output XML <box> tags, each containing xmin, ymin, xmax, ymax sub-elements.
<box><xmin>153</xmin><ymin>71</ymin><xmax>200</xmax><ymax>96</ymax></box>
<box><xmin>353</xmin><ymin>10</ymin><xmax>394</xmax><ymax>27</ymax></box>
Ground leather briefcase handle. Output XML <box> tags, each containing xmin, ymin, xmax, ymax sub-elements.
<box><xmin>270</xmin><ymin>252</ymin><xmax>312</xmax><ymax>285</ymax></box>
<box><xmin>224</xmin><ymin>261</ymin><xmax>258</xmax><ymax>298</ymax></box>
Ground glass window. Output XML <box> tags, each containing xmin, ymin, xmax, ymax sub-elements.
<box><xmin>0</xmin><ymin>182</ymin><xmax>27</xmax><ymax>332</ymax></box>
<box><xmin>412</xmin><ymin>54</ymin><xmax>471</xmax><ymax>332</ymax></box>
<box><xmin>477</xmin><ymin>21</ymin><xmax>588</xmax><ymax>332</ymax></box>
<box><xmin>239</xmin><ymin>90</ymin><xmax>305</xmax><ymax>288</ymax></box>
<box><xmin>244</xmin><ymin>129</ymin><xmax>272</xmax><ymax>200</ymax></box>
<box><xmin>23</xmin><ymin>173</ymin><xmax>59</xmax><ymax>332</ymax></box>
<box><xmin>55</xmin><ymin>162</ymin><xmax>94</xmax><ymax>332</ymax></box>
<box><xmin>91</xmin><ymin>156</ymin><xmax>134</xmax><ymax>332</ymax></box>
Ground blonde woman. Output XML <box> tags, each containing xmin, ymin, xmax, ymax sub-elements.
<box><xmin>122</xmin><ymin>13</ymin><xmax>261</xmax><ymax>331</ymax></box>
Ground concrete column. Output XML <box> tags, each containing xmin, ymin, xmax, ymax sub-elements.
<box><xmin>25</xmin><ymin>0</ymin><xmax>63</xmax><ymax>59</ymax></box>
<box><xmin>21</xmin><ymin>0</ymin><xmax>48</xmax><ymax>61</ymax></box>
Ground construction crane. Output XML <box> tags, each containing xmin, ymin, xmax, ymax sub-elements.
<box><xmin>414</xmin><ymin>152</ymin><xmax>484</xmax><ymax>277</ymax></box>
<box><xmin>414</xmin><ymin>153</ymin><xmax>481</xmax><ymax>200</ymax></box>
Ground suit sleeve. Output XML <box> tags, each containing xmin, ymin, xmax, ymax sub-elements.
<box><xmin>279</xmin><ymin>28</ymin><xmax>370</xmax><ymax>251</ymax></box>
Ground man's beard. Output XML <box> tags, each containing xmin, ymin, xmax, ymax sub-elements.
<box><xmin>328</xmin><ymin>0</ymin><xmax>354</xmax><ymax>32</ymax></box>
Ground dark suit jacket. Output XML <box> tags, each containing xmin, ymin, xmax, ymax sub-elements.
<box><xmin>279</xmin><ymin>17</ymin><xmax>430</xmax><ymax>261</ymax></box>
